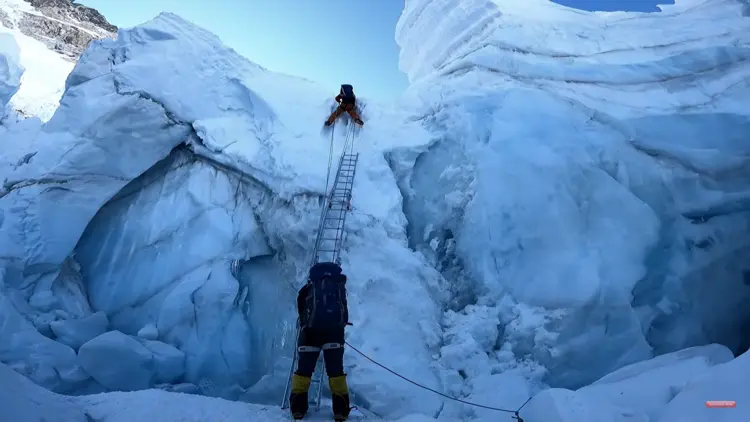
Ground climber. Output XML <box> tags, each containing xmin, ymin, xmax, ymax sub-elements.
<box><xmin>324</xmin><ymin>84</ymin><xmax>364</xmax><ymax>127</ymax></box>
<box><xmin>290</xmin><ymin>261</ymin><xmax>352</xmax><ymax>421</ymax></box>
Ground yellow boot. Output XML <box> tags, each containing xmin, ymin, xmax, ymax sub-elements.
<box><xmin>290</xmin><ymin>374</ymin><xmax>311</xmax><ymax>420</ymax></box>
<box><xmin>328</xmin><ymin>375</ymin><xmax>351</xmax><ymax>421</ymax></box>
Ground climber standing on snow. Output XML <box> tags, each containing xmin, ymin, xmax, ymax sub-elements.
<box><xmin>290</xmin><ymin>261</ymin><xmax>351</xmax><ymax>421</ymax></box>
<box><xmin>324</xmin><ymin>84</ymin><xmax>364</xmax><ymax>127</ymax></box>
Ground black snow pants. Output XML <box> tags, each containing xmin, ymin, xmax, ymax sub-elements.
<box><xmin>295</xmin><ymin>327</ymin><xmax>345</xmax><ymax>377</ymax></box>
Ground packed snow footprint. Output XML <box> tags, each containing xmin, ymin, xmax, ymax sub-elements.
<box><xmin>0</xmin><ymin>0</ymin><xmax>749</xmax><ymax>421</ymax></box>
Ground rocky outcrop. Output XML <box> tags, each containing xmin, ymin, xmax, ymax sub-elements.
<box><xmin>10</xmin><ymin>0</ymin><xmax>117</xmax><ymax>61</ymax></box>
<box><xmin>26</xmin><ymin>0</ymin><xmax>116</xmax><ymax>32</ymax></box>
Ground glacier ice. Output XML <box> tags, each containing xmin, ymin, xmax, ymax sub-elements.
<box><xmin>49</xmin><ymin>310</ymin><xmax>109</xmax><ymax>350</ymax></box>
<box><xmin>393</xmin><ymin>0</ymin><xmax>750</xmax><ymax>397</ymax></box>
<box><xmin>0</xmin><ymin>30</ymin><xmax>22</xmax><ymax>112</ymax></box>
<box><xmin>78</xmin><ymin>330</ymin><xmax>155</xmax><ymax>391</ymax></box>
<box><xmin>140</xmin><ymin>339</ymin><xmax>186</xmax><ymax>384</ymax></box>
<box><xmin>0</xmin><ymin>11</ymin><xmax>443</xmax><ymax>418</ymax></box>
<box><xmin>659</xmin><ymin>346</ymin><xmax>750</xmax><ymax>422</ymax></box>
<box><xmin>77</xmin><ymin>329</ymin><xmax>185</xmax><ymax>390</ymax></box>
<box><xmin>0</xmin><ymin>358</ymin><xmax>307</xmax><ymax>422</ymax></box>
<box><xmin>522</xmin><ymin>344</ymin><xmax>735</xmax><ymax>422</ymax></box>
<box><xmin>0</xmin><ymin>361</ymin><xmax>89</xmax><ymax>422</ymax></box>
<box><xmin>577</xmin><ymin>344</ymin><xmax>733</xmax><ymax>420</ymax></box>
<box><xmin>0</xmin><ymin>0</ymin><xmax>749</xmax><ymax>421</ymax></box>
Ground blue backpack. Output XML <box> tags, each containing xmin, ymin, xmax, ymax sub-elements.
<box><xmin>339</xmin><ymin>84</ymin><xmax>355</xmax><ymax>105</ymax></box>
<box><xmin>302</xmin><ymin>262</ymin><xmax>349</xmax><ymax>329</ymax></box>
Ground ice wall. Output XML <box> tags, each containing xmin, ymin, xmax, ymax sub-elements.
<box><xmin>0</xmin><ymin>12</ymin><xmax>445</xmax><ymax>418</ymax></box>
<box><xmin>392</xmin><ymin>0</ymin><xmax>750</xmax><ymax>402</ymax></box>
<box><xmin>0</xmin><ymin>31</ymin><xmax>22</xmax><ymax>111</ymax></box>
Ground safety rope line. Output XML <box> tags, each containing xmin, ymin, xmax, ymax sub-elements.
<box><xmin>344</xmin><ymin>341</ymin><xmax>532</xmax><ymax>422</ymax></box>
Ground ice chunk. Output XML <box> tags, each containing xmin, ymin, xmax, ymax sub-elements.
<box><xmin>0</xmin><ymin>291</ymin><xmax>89</xmax><ymax>392</ymax></box>
<box><xmin>524</xmin><ymin>388</ymin><xmax>648</xmax><ymax>422</ymax></box>
<box><xmin>140</xmin><ymin>339</ymin><xmax>185</xmax><ymax>384</ymax></box>
<box><xmin>659</xmin><ymin>350</ymin><xmax>750</xmax><ymax>422</ymax></box>
<box><xmin>137</xmin><ymin>323</ymin><xmax>159</xmax><ymax>340</ymax></box>
<box><xmin>50</xmin><ymin>311</ymin><xmax>109</xmax><ymax>350</ymax></box>
<box><xmin>78</xmin><ymin>331</ymin><xmax>155</xmax><ymax>391</ymax></box>
<box><xmin>0</xmin><ymin>362</ymin><xmax>88</xmax><ymax>422</ymax></box>
<box><xmin>0</xmin><ymin>32</ymin><xmax>23</xmax><ymax>109</ymax></box>
<box><xmin>579</xmin><ymin>344</ymin><xmax>733</xmax><ymax>420</ymax></box>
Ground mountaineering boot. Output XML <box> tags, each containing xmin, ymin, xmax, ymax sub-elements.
<box><xmin>328</xmin><ymin>375</ymin><xmax>351</xmax><ymax>421</ymax></box>
<box><xmin>354</xmin><ymin>118</ymin><xmax>363</xmax><ymax>126</ymax></box>
<box><xmin>290</xmin><ymin>374</ymin><xmax>312</xmax><ymax>420</ymax></box>
<box><xmin>324</xmin><ymin>120</ymin><xmax>332</xmax><ymax>127</ymax></box>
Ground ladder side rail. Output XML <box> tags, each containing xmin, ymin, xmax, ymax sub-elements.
<box><xmin>310</xmin><ymin>147</ymin><xmax>348</xmax><ymax>266</ymax></box>
<box><xmin>281</xmin><ymin>326</ymin><xmax>302</xmax><ymax>409</ymax></box>
<box><xmin>330</xmin><ymin>154</ymin><xmax>359</xmax><ymax>264</ymax></box>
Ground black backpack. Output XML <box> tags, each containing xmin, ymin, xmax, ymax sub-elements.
<box><xmin>302</xmin><ymin>262</ymin><xmax>349</xmax><ymax>329</ymax></box>
<box><xmin>339</xmin><ymin>84</ymin><xmax>355</xmax><ymax>105</ymax></box>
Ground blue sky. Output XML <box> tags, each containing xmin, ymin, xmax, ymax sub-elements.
<box><xmin>77</xmin><ymin>0</ymin><xmax>671</xmax><ymax>101</ymax></box>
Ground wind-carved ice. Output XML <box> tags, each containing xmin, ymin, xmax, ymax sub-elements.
<box><xmin>1</xmin><ymin>1</ymin><xmax>749</xmax><ymax>421</ymax></box>
<box><xmin>390</xmin><ymin>0</ymin><xmax>750</xmax><ymax>416</ymax></box>
<box><xmin>0</xmin><ymin>11</ymin><xmax>443</xmax><ymax>418</ymax></box>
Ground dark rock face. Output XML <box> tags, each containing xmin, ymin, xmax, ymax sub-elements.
<box><xmin>10</xmin><ymin>0</ymin><xmax>117</xmax><ymax>61</ymax></box>
<box><xmin>26</xmin><ymin>0</ymin><xmax>117</xmax><ymax>32</ymax></box>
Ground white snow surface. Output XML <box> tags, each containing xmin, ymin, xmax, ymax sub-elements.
<box><xmin>0</xmin><ymin>0</ymin><xmax>75</xmax><ymax>121</ymax></box>
<box><xmin>0</xmin><ymin>0</ymin><xmax>748</xmax><ymax>421</ymax></box>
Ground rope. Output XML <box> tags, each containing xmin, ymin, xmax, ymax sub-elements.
<box><xmin>345</xmin><ymin>341</ymin><xmax>533</xmax><ymax>421</ymax></box>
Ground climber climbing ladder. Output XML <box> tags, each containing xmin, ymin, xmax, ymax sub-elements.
<box><xmin>282</xmin><ymin>123</ymin><xmax>360</xmax><ymax>415</ymax></box>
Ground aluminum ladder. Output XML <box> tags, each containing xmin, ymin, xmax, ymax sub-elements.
<box><xmin>281</xmin><ymin>126</ymin><xmax>359</xmax><ymax>413</ymax></box>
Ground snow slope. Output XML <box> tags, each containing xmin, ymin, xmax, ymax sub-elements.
<box><xmin>0</xmin><ymin>0</ymin><xmax>75</xmax><ymax>120</ymax></box>
<box><xmin>391</xmin><ymin>0</ymin><xmax>750</xmax><ymax>418</ymax></box>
